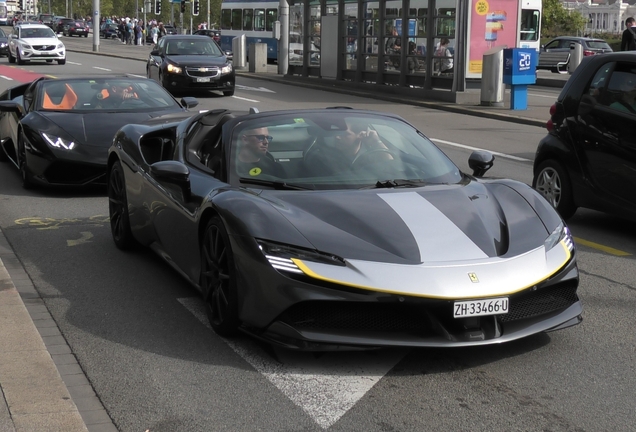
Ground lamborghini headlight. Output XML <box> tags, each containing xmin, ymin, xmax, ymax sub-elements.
<box><xmin>42</xmin><ymin>133</ymin><xmax>75</xmax><ymax>150</ymax></box>
<box><xmin>257</xmin><ymin>240</ymin><xmax>345</xmax><ymax>274</ymax></box>
<box><xmin>221</xmin><ymin>63</ymin><xmax>232</xmax><ymax>74</ymax></box>
<box><xmin>167</xmin><ymin>63</ymin><xmax>182</xmax><ymax>74</ymax></box>
<box><xmin>544</xmin><ymin>222</ymin><xmax>574</xmax><ymax>252</ymax></box>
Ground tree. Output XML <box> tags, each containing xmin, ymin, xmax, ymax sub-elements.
<box><xmin>542</xmin><ymin>0</ymin><xmax>587</xmax><ymax>38</ymax></box>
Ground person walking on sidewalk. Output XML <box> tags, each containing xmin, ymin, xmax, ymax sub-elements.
<box><xmin>621</xmin><ymin>17</ymin><xmax>636</xmax><ymax>51</ymax></box>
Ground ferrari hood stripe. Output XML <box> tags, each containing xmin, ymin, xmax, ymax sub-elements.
<box><xmin>379</xmin><ymin>192</ymin><xmax>488</xmax><ymax>262</ymax></box>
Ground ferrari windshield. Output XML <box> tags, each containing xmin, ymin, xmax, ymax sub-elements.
<box><xmin>37</xmin><ymin>78</ymin><xmax>181</xmax><ymax>112</ymax></box>
<box><xmin>229</xmin><ymin>112</ymin><xmax>462</xmax><ymax>189</ymax></box>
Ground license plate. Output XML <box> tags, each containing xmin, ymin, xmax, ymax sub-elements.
<box><xmin>196</xmin><ymin>77</ymin><xmax>210</xmax><ymax>83</ymax></box>
<box><xmin>454</xmin><ymin>297</ymin><xmax>509</xmax><ymax>318</ymax></box>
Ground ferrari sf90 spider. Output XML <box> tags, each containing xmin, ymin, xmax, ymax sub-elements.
<box><xmin>107</xmin><ymin>107</ymin><xmax>582</xmax><ymax>350</ymax></box>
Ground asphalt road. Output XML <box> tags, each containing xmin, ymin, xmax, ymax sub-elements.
<box><xmin>0</xmin><ymin>48</ymin><xmax>635</xmax><ymax>432</ymax></box>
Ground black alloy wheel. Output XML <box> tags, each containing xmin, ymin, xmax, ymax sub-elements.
<box><xmin>200</xmin><ymin>217</ymin><xmax>240</xmax><ymax>337</ymax></box>
<box><xmin>533</xmin><ymin>159</ymin><xmax>577</xmax><ymax>220</ymax></box>
<box><xmin>16</xmin><ymin>50</ymin><xmax>24</xmax><ymax>65</ymax></box>
<box><xmin>17</xmin><ymin>133</ymin><xmax>33</xmax><ymax>189</ymax></box>
<box><xmin>108</xmin><ymin>160</ymin><xmax>137</xmax><ymax>250</ymax></box>
<box><xmin>8</xmin><ymin>50</ymin><xmax>15</xmax><ymax>63</ymax></box>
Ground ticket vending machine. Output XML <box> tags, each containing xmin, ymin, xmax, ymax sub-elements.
<box><xmin>503</xmin><ymin>48</ymin><xmax>537</xmax><ymax>110</ymax></box>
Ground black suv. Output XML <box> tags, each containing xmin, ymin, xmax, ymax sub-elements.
<box><xmin>56</xmin><ymin>17</ymin><xmax>75</xmax><ymax>33</ymax></box>
<box><xmin>532</xmin><ymin>52</ymin><xmax>636</xmax><ymax>222</ymax></box>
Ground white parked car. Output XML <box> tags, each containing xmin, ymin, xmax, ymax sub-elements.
<box><xmin>8</xmin><ymin>24</ymin><xmax>66</xmax><ymax>65</ymax></box>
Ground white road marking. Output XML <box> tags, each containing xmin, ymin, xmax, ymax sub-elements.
<box><xmin>232</xmin><ymin>95</ymin><xmax>259</xmax><ymax>103</ymax></box>
<box><xmin>527</xmin><ymin>93</ymin><xmax>558</xmax><ymax>99</ymax></box>
<box><xmin>178</xmin><ymin>297</ymin><xmax>407</xmax><ymax>429</ymax></box>
<box><xmin>128</xmin><ymin>74</ymin><xmax>145</xmax><ymax>78</ymax></box>
<box><xmin>0</xmin><ymin>76</ymin><xmax>13</xmax><ymax>81</ymax></box>
<box><xmin>235</xmin><ymin>84</ymin><xmax>275</xmax><ymax>93</ymax></box>
<box><xmin>431</xmin><ymin>138</ymin><xmax>532</xmax><ymax>162</ymax></box>
<box><xmin>67</xmin><ymin>61</ymin><xmax>82</xmax><ymax>65</ymax></box>
<box><xmin>93</xmin><ymin>67</ymin><xmax>112</xmax><ymax>71</ymax></box>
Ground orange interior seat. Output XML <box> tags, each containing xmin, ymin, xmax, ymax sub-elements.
<box><xmin>42</xmin><ymin>84</ymin><xmax>78</xmax><ymax>110</ymax></box>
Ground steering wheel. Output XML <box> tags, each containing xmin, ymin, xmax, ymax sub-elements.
<box><xmin>350</xmin><ymin>148</ymin><xmax>396</xmax><ymax>167</ymax></box>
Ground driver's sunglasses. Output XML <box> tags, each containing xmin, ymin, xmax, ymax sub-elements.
<box><xmin>246</xmin><ymin>134</ymin><xmax>273</xmax><ymax>142</ymax></box>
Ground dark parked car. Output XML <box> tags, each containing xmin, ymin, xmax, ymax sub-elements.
<box><xmin>37</xmin><ymin>13</ymin><xmax>55</xmax><ymax>29</ymax></box>
<box><xmin>106</xmin><ymin>107</ymin><xmax>581</xmax><ymax>349</ymax></box>
<box><xmin>0</xmin><ymin>28</ymin><xmax>8</xmax><ymax>57</ymax></box>
<box><xmin>0</xmin><ymin>76</ymin><xmax>198</xmax><ymax>188</ymax></box>
<box><xmin>538</xmin><ymin>36</ymin><xmax>613</xmax><ymax>72</ymax></box>
<box><xmin>55</xmin><ymin>17</ymin><xmax>74</xmax><ymax>33</ymax></box>
<box><xmin>533</xmin><ymin>52</ymin><xmax>636</xmax><ymax>222</ymax></box>
<box><xmin>164</xmin><ymin>25</ymin><xmax>178</xmax><ymax>35</ymax></box>
<box><xmin>147</xmin><ymin>35</ymin><xmax>235</xmax><ymax>96</ymax></box>
<box><xmin>100</xmin><ymin>23</ymin><xmax>120</xmax><ymax>39</ymax></box>
<box><xmin>193</xmin><ymin>29</ymin><xmax>221</xmax><ymax>43</ymax></box>
<box><xmin>63</xmin><ymin>21</ymin><xmax>89</xmax><ymax>37</ymax></box>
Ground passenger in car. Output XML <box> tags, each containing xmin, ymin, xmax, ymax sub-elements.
<box><xmin>236</xmin><ymin>126</ymin><xmax>285</xmax><ymax>178</ymax></box>
<box><xmin>304</xmin><ymin>119</ymin><xmax>392</xmax><ymax>176</ymax></box>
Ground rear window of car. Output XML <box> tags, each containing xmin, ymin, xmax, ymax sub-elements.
<box><xmin>587</xmin><ymin>41</ymin><xmax>611</xmax><ymax>50</ymax></box>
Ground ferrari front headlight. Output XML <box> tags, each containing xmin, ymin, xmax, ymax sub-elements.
<box><xmin>42</xmin><ymin>133</ymin><xmax>75</xmax><ymax>150</ymax></box>
<box><xmin>257</xmin><ymin>240</ymin><xmax>345</xmax><ymax>274</ymax></box>
<box><xmin>167</xmin><ymin>63</ymin><xmax>182</xmax><ymax>74</ymax></box>
<box><xmin>221</xmin><ymin>63</ymin><xmax>232</xmax><ymax>74</ymax></box>
<box><xmin>544</xmin><ymin>222</ymin><xmax>574</xmax><ymax>252</ymax></box>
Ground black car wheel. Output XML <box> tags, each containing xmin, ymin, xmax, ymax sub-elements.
<box><xmin>108</xmin><ymin>160</ymin><xmax>137</xmax><ymax>250</ymax></box>
<box><xmin>17</xmin><ymin>133</ymin><xmax>33</xmax><ymax>189</ymax></box>
<box><xmin>200</xmin><ymin>217</ymin><xmax>240</xmax><ymax>337</ymax></box>
<box><xmin>8</xmin><ymin>50</ymin><xmax>15</xmax><ymax>63</ymax></box>
<box><xmin>58</xmin><ymin>58</ymin><xmax>66</xmax><ymax>65</ymax></box>
<box><xmin>16</xmin><ymin>50</ymin><xmax>24</xmax><ymax>65</ymax></box>
<box><xmin>533</xmin><ymin>160</ymin><xmax>577</xmax><ymax>220</ymax></box>
<box><xmin>223</xmin><ymin>90</ymin><xmax>235</xmax><ymax>97</ymax></box>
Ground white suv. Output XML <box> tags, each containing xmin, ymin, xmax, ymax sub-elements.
<box><xmin>8</xmin><ymin>24</ymin><xmax>66</xmax><ymax>65</ymax></box>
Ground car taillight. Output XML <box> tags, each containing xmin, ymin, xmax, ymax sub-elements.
<box><xmin>583</xmin><ymin>50</ymin><xmax>595</xmax><ymax>56</ymax></box>
<box><xmin>546</xmin><ymin>103</ymin><xmax>556</xmax><ymax>132</ymax></box>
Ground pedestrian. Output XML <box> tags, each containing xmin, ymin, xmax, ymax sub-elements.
<box><xmin>621</xmin><ymin>17</ymin><xmax>636</xmax><ymax>51</ymax></box>
<box><xmin>135</xmin><ymin>21</ymin><xmax>143</xmax><ymax>46</ymax></box>
<box><xmin>435</xmin><ymin>38</ymin><xmax>454</xmax><ymax>74</ymax></box>
<box><xmin>151</xmin><ymin>24</ymin><xmax>159</xmax><ymax>45</ymax></box>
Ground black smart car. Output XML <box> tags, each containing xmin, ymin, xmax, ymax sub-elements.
<box><xmin>533</xmin><ymin>52</ymin><xmax>636</xmax><ymax>221</ymax></box>
<box><xmin>147</xmin><ymin>35</ymin><xmax>235</xmax><ymax>96</ymax></box>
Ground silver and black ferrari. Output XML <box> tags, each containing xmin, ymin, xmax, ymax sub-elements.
<box><xmin>107</xmin><ymin>107</ymin><xmax>582</xmax><ymax>350</ymax></box>
<box><xmin>0</xmin><ymin>76</ymin><xmax>198</xmax><ymax>188</ymax></box>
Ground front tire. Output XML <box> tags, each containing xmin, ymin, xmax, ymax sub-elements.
<box><xmin>533</xmin><ymin>159</ymin><xmax>577</xmax><ymax>220</ymax></box>
<box><xmin>16</xmin><ymin>51</ymin><xmax>24</xmax><ymax>65</ymax></box>
<box><xmin>17</xmin><ymin>133</ymin><xmax>33</xmax><ymax>189</ymax></box>
<box><xmin>200</xmin><ymin>217</ymin><xmax>240</xmax><ymax>337</ymax></box>
<box><xmin>8</xmin><ymin>50</ymin><xmax>15</xmax><ymax>63</ymax></box>
<box><xmin>108</xmin><ymin>160</ymin><xmax>137</xmax><ymax>250</ymax></box>
<box><xmin>58</xmin><ymin>58</ymin><xmax>66</xmax><ymax>65</ymax></box>
<box><xmin>223</xmin><ymin>89</ymin><xmax>235</xmax><ymax>97</ymax></box>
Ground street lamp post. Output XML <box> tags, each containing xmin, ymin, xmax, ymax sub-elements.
<box><xmin>207</xmin><ymin>0</ymin><xmax>210</xmax><ymax>30</ymax></box>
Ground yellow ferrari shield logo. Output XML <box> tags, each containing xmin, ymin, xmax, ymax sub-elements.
<box><xmin>249</xmin><ymin>167</ymin><xmax>262</xmax><ymax>176</ymax></box>
<box><xmin>468</xmin><ymin>273</ymin><xmax>479</xmax><ymax>283</ymax></box>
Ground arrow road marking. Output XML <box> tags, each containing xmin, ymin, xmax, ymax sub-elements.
<box><xmin>231</xmin><ymin>95</ymin><xmax>259</xmax><ymax>103</ymax></box>
<box><xmin>67</xmin><ymin>61</ymin><xmax>82</xmax><ymax>65</ymax></box>
<box><xmin>93</xmin><ymin>66</ymin><xmax>112</xmax><ymax>71</ymax></box>
<box><xmin>67</xmin><ymin>231</ymin><xmax>93</xmax><ymax>247</ymax></box>
<box><xmin>235</xmin><ymin>84</ymin><xmax>275</xmax><ymax>93</ymax></box>
<box><xmin>178</xmin><ymin>296</ymin><xmax>407</xmax><ymax>429</ymax></box>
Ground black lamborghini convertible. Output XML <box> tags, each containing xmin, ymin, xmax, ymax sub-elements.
<box><xmin>107</xmin><ymin>107</ymin><xmax>582</xmax><ymax>350</ymax></box>
<box><xmin>0</xmin><ymin>76</ymin><xmax>198</xmax><ymax>188</ymax></box>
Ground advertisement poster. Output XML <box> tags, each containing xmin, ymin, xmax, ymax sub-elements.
<box><xmin>467</xmin><ymin>0</ymin><xmax>519</xmax><ymax>78</ymax></box>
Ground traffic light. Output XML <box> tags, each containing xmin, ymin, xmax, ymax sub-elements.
<box><xmin>155</xmin><ymin>0</ymin><xmax>161</xmax><ymax>14</ymax></box>
<box><xmin>180</xmin><ymin>1</ymin><xmax>186</xmax><ymax>14</ymax></box>
<box><xmin>192</xmin><ymin>0</ymin><xmax>200</xmax><ymax>16</ymax></box>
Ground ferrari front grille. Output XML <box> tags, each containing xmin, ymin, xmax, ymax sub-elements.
<box><xmin>278</xmin><ymin>302</ymin><xmax>435</xmax><ymax>335</ymax></box>
<box><xmin>498</xmin><ymin>281</ymin><xmax>578</xmax><ymax>323</ymax></box>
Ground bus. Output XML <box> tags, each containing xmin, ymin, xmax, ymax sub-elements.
<box><xmin>519</xmin><ymin>0</ymin><xmax>541</xmax><ymax>52</ymax></box>
<box><xmin>0</xmin><ymin>1</ymin><xmax>8</xmax><ymax>26</ymax></box>
<box><xmin>220</xmin><ymin>0</ymin><xmax>279</xmax><ymax>61</ymax></box>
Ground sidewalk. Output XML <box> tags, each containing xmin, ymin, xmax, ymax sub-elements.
<box><xmin>0</xmin><ymin>33</ymin><xmax>568</xmax><ymax>432</ymax></box>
